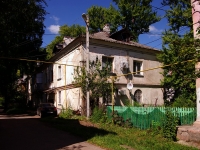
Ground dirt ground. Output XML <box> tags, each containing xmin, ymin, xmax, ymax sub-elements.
<box><xmin>0</xmin><ymin>110</ymin><xmax>105</xmax><ymax>150</ymax></box>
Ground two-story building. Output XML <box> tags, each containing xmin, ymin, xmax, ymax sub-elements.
<box><xmin>30</xmin><ymin>27</ymin><xmax>164</xmax><ymax>113</ymax></box>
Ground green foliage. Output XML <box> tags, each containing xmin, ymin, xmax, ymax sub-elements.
<box><xmin>87</xmin><ymin>0</ymin><xmax>160</xmax><ymax>41</ymax></box>
<box><xmin>157</xmin><ymin>0</ymin><xmax>199</xmax><ymax>107</ymax></box>
<box><xmin>58</xmin><ymin>107</ymin><xmax>73</xmax><ymax>119</ymax></box>
<box><xmin>172</xmin><ymin>94</ymin><xmax>196</xmax><ymax>107</ymax></box>
<box><xmin>112</xmin><ymin>0</ymin><xmax>161</xmax><ymax>41</ymax></box>
<box><xmin>46</xmin><ymin>24</ymin><xmax>85</xmax><ymax>59</ymax></box>
<box><xmin>133</xmin><ymin>101</ymin><xmax>142</xmax><ymax>107</ymax></box>
<box><xmin>87</xmin><ymin>5</ymin><xmax>120</xmax><ymax>33</ymax></box>
<box><xmin>6</xmin><ymin>107</ymin><xmax>27</xmax><ymax>115</ymax></box>
<box><xmin>0</xmin><ymin>97</ymin><xmax>4</xmax><ymax>107</ymax></box>
<box><xmin>43</xmin><ymin>117</ymin><xmax>197</xmax><ymax>150</ymax></box>
<box><xmin>162</xmin><ymin>0</ymin><xmax>192</xmax><ymax>33</ymax></box>
<box><xmin>149</xmin><ymin>120</ymin><xmax>162</xmax><ymax>136</ymax></box>
<box><xmin>73</xmin><ymin>60</ymin><xmax>116</xmax><ymax>110</ymax></box>
<box><xmin>90</xmin><ymin>106</ymin><xmax>108</xmax><ymax>123</ymax></box>
<box><xmin>162</xmin><ymin>109</ymin><xmax>179</xmax><ymax>141</ymax></box>
<box><xmin>112</xmin><ymin>111</ymin><xmax>132</xmax><ymax>128</ymax></box>
<box><xmin>0</xmin><ymin>0</ymin><xmax>47</xmax><ymax>110</ymax></box>
<box><xmin>124</xmin><ymin>99</ymin><xmax>132</xmax><ymax>107</ymax></box>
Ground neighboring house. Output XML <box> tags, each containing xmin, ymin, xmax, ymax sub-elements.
<box><xmin>30</xmin><ymin>27</ymin><xmax>164</xmax><ymax>112</ymax></box>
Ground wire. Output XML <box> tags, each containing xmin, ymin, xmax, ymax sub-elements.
<box><xmin>0</xmin><ymin>56</ymin><xmax>79</xmax><ymax>67</ymax></box>
<box><xmin>0</xmin><ymin>56</ymin><xmax>197</xmax><ymax>79</ymax></box>
<box><xmin>115</xmin><ymin>59</ymin><xmax>195</xmax><ymax>78</ymax></box>
<box><xmin>152</xmin><ymin>5</ymin><xmax>167</xmax><ymax>12</ymax></box>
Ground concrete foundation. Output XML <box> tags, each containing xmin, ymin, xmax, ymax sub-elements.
<box><xmin>177</xmin><ymin>123</ymin><xmax>200</xmax><ymax>149</ymax></box>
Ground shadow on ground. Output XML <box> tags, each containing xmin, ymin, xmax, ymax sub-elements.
<box><xmin>0</xmin><ymin>111</ymin><xmax>115</xmax><ymax>150</ymax></box>
<box><xmin>42</xmin><ymin>117</ymin><xmax>117</xmax><ymax>140</ymax></box>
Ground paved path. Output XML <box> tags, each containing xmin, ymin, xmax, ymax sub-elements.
<box><xmin>0</xmin><ymin>111</ymin><xmax>105</xmax><ymax>150</ymax></box>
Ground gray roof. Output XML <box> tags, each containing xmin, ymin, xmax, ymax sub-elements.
<box><xmin>88</xmin><ymin>31</ymin><xmax>159</xmax><ymax>51</ymax></box>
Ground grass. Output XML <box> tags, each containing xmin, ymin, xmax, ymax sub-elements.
<box><xmin>41</xmin><ymin>116</ymin><xmax>198</xmax><ymax>150</ymax></box>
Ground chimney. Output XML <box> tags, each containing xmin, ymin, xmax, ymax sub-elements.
<box><xmin>103</xmin><ymin>24</ymin><xmax>110</xmax><ymax>34</ymax></box>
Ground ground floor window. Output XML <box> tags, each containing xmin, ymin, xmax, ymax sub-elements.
<box><xmin>134</xmin><ymin>89</ymin><xmax>142</xmax><ymax>102</ymax></box>
<box><xmin>58</xmin><ymin>91</ymin><xmax>61</xmax><ymax>104</ymax></box>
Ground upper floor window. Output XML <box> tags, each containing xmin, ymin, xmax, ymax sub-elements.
<box><xmin>50</xmin><ymin>70</ymin><xmax>53</xmax><ymax>82</ymax></box>
<box><xmin>102</xmin><ymin>56</ymin><xmax>113</xmax><ymax>72</ymax></box>
<box><xmin>133</xmin><ymin>60</ymin><xmax>143</xmax><ymax>76</ymax></box>
<box><xmin>57</xmin><ymin>66</ymin><xmax>61</xmax><ymax>80</ymax></box>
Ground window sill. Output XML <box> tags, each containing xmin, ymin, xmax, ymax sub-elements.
<box><xmin>134</xmin><ymin>74</ymin><xmax>144</xmax><ymax>78</ymax></box>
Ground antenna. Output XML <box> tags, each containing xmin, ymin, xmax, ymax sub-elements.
<box><xmin>127</xmin><ymin>81</ymin><xmax>133</xmax><ymax>90</ymax></box>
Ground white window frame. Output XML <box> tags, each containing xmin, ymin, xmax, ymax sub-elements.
<box><xmin>133</xmin><ymin>60</ymin><xmax>143</xmax><ymax>76</ymax></box>
<box><xmin>58</xmin><ymin>91</ymin><xmax>61</xmax><ymax>104</ymax></box>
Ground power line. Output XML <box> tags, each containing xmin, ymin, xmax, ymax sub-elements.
<box><xmin>0</xmin><ymin>57</ymin><xmax>79</xmax><ymax>67</ymax></box>
<box><xmin>152</xmin><ymin>5</ymin><xmax>167</xmax><ymax>12</ymax></box>
<box><xmin>0</xmin><ymin>56</ymin><xmax>196</xmax><ymax>78</ymax></box>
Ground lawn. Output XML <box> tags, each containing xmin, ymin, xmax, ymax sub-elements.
<box><xmin>41</xmin><ymin>117</ymin><xmax>198</xmax><ymax>150</ymax></box>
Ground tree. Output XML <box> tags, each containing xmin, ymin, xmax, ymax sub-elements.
<box><xmin>73</xmin><ymin>59</ymin><xmax>116</xmax><ymax>115</ymax></box>
<box><xmin>112</xmin><ymin>0</ymin><xmax>161</xmax><ymax>41</ymax></box>
<box><xmin>87</xmin><ymin>1</ymin><xmax>160</xmax><ymax>42</ymax></box>
<box><xmin>0</xmin><ymin>0</ymin><xmax>47</xmax><ymax>110</ymax></box>
<box><xmin>87</xmin><ymin>5</ymin><xmax>120</xmax><ymax>33</ymax></box>
<box><xmin>157</xmin><ymin>0</ymin><xmax>200</xmax><ymax>107</ymax></box>
<box><xmin>46</xmin><ymin>24</ymin><xmax>85</xmax><ymax>59</ymax></box>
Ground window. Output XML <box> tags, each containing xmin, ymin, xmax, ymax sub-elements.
<box><xmin>102</xmin><ymin>56</ymin><xmax>113</xmax><ymax>72</ymax></box>
<box><xmin>133</xmin><ymin>60</ymin><xmax>143</xmax><ymax>75</ymax></box>
<box><xmin>57</xmin><ymin>66</ymin><xmax>61</xmax><ymax>80</ymax></box>
<box><xmin>50</xmin><ymin>70</ymin><xmax>53</xmax><ymax>82</ymax></box>
<box><xmin>103</xmin><ymin>95</ymin><xmax>112</xmax><ymax>104</ymax></box>
<box><xmin>58</xmin><ymin>91</ymin><xmax>61</xmax><ymax>104</ymax></box>
<box><xmin>134</xmin><ymin>89</ymin><xmax>142</xmax><ymax>103</ymax></box>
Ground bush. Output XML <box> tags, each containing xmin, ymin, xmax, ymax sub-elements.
<box><xmin>162</xmin><ymin>108</ymin><xmax>179</xmax><ymax>141</ymax></box>
<box><xmin>112</xmin><ymin>111</ymin><xmax>132</xmax><ymax>128</ymax></box>
<box><xmin>59</xmin><ymin>108</ymin><xmax>73</xmax><ymax>119</ymax></box>
<box><xmin>90</xmin><ymin>106</ymin><xmax>108</xmax><ymax>123</ymax></box>
<box><xmin>172</xmin><ymin>95</ymin><xmax>195</xmax><ymax>107</ymax></box>
<box><xmin>6</xmin><ymin>107</ymin><xmax>27</xmax><ymax>114</ymax></box>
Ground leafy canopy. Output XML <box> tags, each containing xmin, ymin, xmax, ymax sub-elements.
<box><xmin>157</xmin><ymin>0</ymin><xmax>200</xmax><ymax>107</ymax></box>
<box><xmin>0</xmin><ymin>0</ymin><xmax>47</xmax><ymax>109</ymax></box>
<box><xmin>46</xmin><ymin>24</ymin><xmax>85</xmax><ymax>59</ymax></box>
<box><xmin>87</xmin><ymin>0</ymin><xmax>160</xmax><ymax>41</ymax></box>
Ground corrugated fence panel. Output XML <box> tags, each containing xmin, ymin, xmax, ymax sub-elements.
<box><xmin>106</xmin><ymin>106</ymin><xmax>196</xmax><ymax>129</ymax></box>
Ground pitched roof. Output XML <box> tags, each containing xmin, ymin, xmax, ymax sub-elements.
<box><xmin>88</xmin><ymin>31</ymin><xmax>159</xmax><ymax>51</ymax></box>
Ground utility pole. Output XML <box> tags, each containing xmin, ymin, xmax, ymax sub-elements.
<box><xmin>82</xmin><ymin>13</ymin><xmax>90</xmax><ymax>119</ymax></box>
<box><xmin>191</xmin><ymin>0</ymin><xmax>200</xmax><ymax>125</ymax></box>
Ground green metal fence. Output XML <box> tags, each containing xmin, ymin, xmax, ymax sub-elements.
<box><xmin>107</xmin><ymin>106</ymin><xmax>196</xmax><ymax>129</ymax></box>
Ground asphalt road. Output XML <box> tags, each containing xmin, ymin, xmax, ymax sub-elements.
<box><xmin>0</xmin><ymin>110</ymin><xmax>105</xmax><ymax>150</ymax></box>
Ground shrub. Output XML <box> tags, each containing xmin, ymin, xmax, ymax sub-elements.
<box><xmin>112</xmin><ymin>111</ymin><xmax>132</xmax><ymax>128</ymax></box>
<box><xmin>162</xmin><ymin>108</ymin><xmax>179</xmax><ymax>141</ymax></box>
<box><xmin>6</xmin><ymin>107</ymin><xmax>27</xmax><ymax>114</ymax></box>
<box><xmin>90</xmin><ymin>106</ymin><xmax>108</xmax><ymax>123</ymax></box>
<box><xmin>59</xmin><ymin>107</ymin><xmax>73</xmax><ymax>119</ymax></box>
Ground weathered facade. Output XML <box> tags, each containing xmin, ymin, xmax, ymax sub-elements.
<box><xmin>31</xmin><ymin>29</ymin><xmax>164</xmax><ymax>112</ymax></box>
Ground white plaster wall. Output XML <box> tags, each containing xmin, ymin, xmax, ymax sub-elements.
<box><xmin>89</xmin><ymin>44</ymin><xmax>164</xmax><ymax>106</ymax></box>
<box><xmin>115</xmin><ymin>86</ymin><xmax>164</xmax><ymax>106</ymax></box>
<box><xmin>50</xmin><ymin>43</ymin><xmax>163</xmax><ymax>110</ymax></box>
<box><xmin>56</xmin><ymin>87</ymin><xmax>81</xmax><ymax>110</ymax></box>
<box><xmin>53</xmin><ymin>48</ymin><xmax>82</xmax><ymax>88</ymax></box>
<box><xmin>89</xmin><ymin>45</ymin><xmax>163</xmax><ymax>85</ymax></box>
<box><xmin>51</xmin><ymin>47</ymin><xmax>83</xmax><ymax>110</ymax></box>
